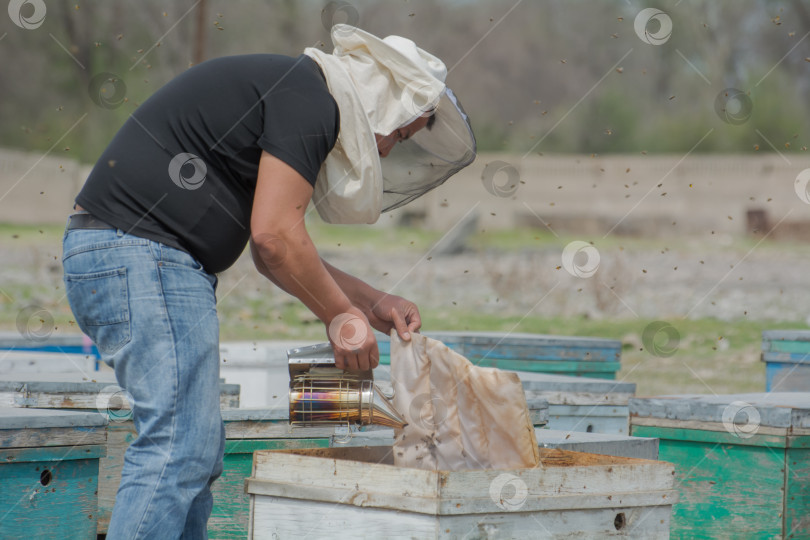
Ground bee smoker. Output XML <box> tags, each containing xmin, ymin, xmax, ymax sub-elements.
<box><xmin>287</xmin><ymin>343</ymin><xmax>407</xmax><ymax>429</ymax></box>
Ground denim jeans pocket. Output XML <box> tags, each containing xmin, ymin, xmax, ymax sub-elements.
<box><xmin>64</xmin><ymin>267</ymin><xmax>132</xmax><ymax>355</ymax></box>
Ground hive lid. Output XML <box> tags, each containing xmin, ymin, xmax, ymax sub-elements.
<box><xmin>375</xmin><ymin>331</ymin><xmax>621</xmax><ymax>348</ymax></box>
<box><xmin>630</xmin><ymin>393</ymin><xmax>810</xmax><ymax>430</ymax></box>
<box><xmin>0</xmin><ymin>407</ymin><xmax>108</xmax><ymax>429</ymax></box>
<box><xmin>516</xmin><ymin>371</ymin><xmax>636</xmax><ymax>395</ymax></box>
<box><xmin>762</xmin><ymin>330</ymin><xmax>810</xmax><ymax>342</ymax></box>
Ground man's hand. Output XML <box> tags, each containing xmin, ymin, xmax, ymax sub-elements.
<box><xmin>367</xmin><ymin>293</ymin><xmax>422</xmax><ymax>341</ymax></box>
<box><xmin>326</xmin><ymin>306</ymin><xmax>379</xmax><ymax>370</ymax></box>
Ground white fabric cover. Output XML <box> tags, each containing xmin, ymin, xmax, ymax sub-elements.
<box><xmin>304</xmin><ymin>25</ymin><xmax>445</xmax><ymax>225</ymax></box>
<box><xmin>304</xmin><ymin>25</ymin><xmax>475</xmax><ymax>224</ymax></box>
<box><xmin>389</xmin><ymin>331</ymin><xmax>540</xmax><ymax>471</ymax></box>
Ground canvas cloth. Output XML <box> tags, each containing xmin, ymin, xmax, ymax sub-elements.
<box><xmin>304</xmin><ymin>25</ymin><xmax>475</xmax><ymax>224</ymax></box>
<box><xmin>389</xmin><ymin>331</ymin><xmax>540</xmax><ymax>471</ymax></box>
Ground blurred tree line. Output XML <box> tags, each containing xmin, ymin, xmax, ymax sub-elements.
<box><xmin>1</xmin><ymin>0</ymin><xmax>809</xmax><ymax>164</ymax></box>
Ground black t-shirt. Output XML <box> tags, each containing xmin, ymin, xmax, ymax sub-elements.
<box><xmin>77</xmin><ymin>54</ymin><xmax>339</xmax><ymax>273</ymax></box>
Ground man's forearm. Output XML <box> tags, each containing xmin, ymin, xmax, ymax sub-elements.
<box><xmin>321</xmin><ymin>258</ymin><xmax>381</xmax><ymax>315</ymax></box>
<box><xmin>252</xmin><ymin>232</ymin><xmax>352</xmax><ymax>323</ymax></box>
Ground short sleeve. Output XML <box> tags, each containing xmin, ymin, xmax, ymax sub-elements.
<box><xmin>258</xmin><ymin>87</ymin><xmax>340</xmax><ymax>187</ymax></box>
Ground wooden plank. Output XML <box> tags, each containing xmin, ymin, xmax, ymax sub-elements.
<box><xmin>0</xmin><ymin>406</ymin><xmax>107</xmax><ymax>429</ymax></box>
<box><xmin>762</xmin><ymin>330</ymin><xmax>810</xmax><ymax>343</ymax></box>
<box><xmin>470</xmin><ymin>359</ymin><xmax>621</xmax><ymax>377</ymax></box>
<box><xmin>375</xmin><ymin>332</ymin><xmax>622</xmax><ymax>364</ymax></box>
<box><xmin>249</xmin><ymin>496</ymin><xmax>672</xmax><ymax>540</ymax></box>
<box><xmin>785</xmin><ymin>446</ymin><xmax>810</xmax><ymax>537</ymax></box>
<box><xmin>1</xmin><ymin>444</ymin><xmax>106</xmax><ymax>463</ymax></box>
<box><xmin>630</xmin><ymin>415</ymin><xmax>810</xmax><ymax>437</ymax></box>
<box><xmin>631</xmin><ymin>425</ymin><xmax>789</xmax><ymax>449</ymax></box>
<box><xmin>630</xmin><ymin>393</ymin><xmax>810</xmax><ymax>430</ymax></box>
<box><xmin>761</xmin><ymin>350</ymin><xmax>810</xmax><ymax>364</ymax></box>
<box><xmin>0</xmin><ymin>382</ymin><xmax>240</xmax><ymax>410</ymax></box>
<box><xmin>247</xmin><ymin>478</ymin><xmax>675</xmax><ymax>515</ymax></box>
<box><xmin>0</xmin><ymin>450</ymin><xmax>102</xmax><ymax>539</ymax></box>
<box><xmin>377</xmin><ymin>356</ymin><xmax>620</xmax><ymax>377</ymax></box>
<box><xmin>0</xmin><ymin>425</ymin><xmax>106</xmax><ymax>448</ymax></box>
<box><xmin>764</xmin><ymin>341</ymin><xmax>810</xmax><ymax>355</ymax></box>
<box><xmin>535</xmin><ymin>429</ymin><xmax>658</xmax><ymax>460</ymax></box>
<box><xmin>252</xmin><ymin>447</ymin><xmax>439</xmax><ymax>503</ymax></box>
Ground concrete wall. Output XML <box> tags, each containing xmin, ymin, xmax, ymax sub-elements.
<box><xmin>3</xmin><ymin>147</ymin><xmax>809</xmax><ymax>237</ymax></box>
<box><xmin>0</xmin><ymin>148</ymin><xmax>92</xmax><ymax>225</ymax></box>
<box><xmin>388</xmin><ymin>153</ymin><xmax>810</xmax><ymax>238</ymax></box>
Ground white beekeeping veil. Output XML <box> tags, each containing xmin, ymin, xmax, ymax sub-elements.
<box><xmin>304</xmin><ymin>25</ymin><xmax>476</xmax><ymax>224</ymax></box>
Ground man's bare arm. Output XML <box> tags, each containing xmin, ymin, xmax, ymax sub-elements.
<box><xmin>250</xmin><ymin>151</ymin><xmax>378</xmax><ymax>369</ymax></box>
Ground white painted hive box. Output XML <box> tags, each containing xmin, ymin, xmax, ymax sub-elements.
<box><xmin>246</xmin><ymin>446</ymin><xmax>677</xmax><ymax>539</ymax></box>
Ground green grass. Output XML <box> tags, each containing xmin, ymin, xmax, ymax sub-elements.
<box><xmin>0</xmin><ymin>223</ymin><xmax>66</xmax><ymax>246</ymax></box>
<box><xmin>3</xmin><ymin>220</ymin><xmax>808</xmax><ymax>395</ymax></box>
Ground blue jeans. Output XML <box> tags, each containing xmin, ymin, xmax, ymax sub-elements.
<box><xmin>62</xmin><ymin>226</ymin><xmax>225</xmax><ymax>540</ymax></box>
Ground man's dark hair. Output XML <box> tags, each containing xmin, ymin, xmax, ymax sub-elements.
<box><xmin>426</xmin><ymin>112</ymin><xmax>437</xmax><ymax>130</ymax></box>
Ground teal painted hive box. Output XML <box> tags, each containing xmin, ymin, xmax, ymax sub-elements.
<box><xmin>0</xmin><ymin>407</ymin><xmax>107</xmax><ymax>539</ymax></box>
<box><xmin>375</xmin><ymin>331</ymin><xmax>622</xmax><ymax>379</ymax></box>
<box><xmin>630</xmin><ymin>393</ymin><xmax>810</xmax><ymax>539</ymax></box>
<box><xmin>761</xmin><ymin>330</ymin><xmax>810</xmax><ymax>392</ymax></box>
<box><xmin>0</xmin><ymin>373</ymin><xmax>240</xmax><ymax>534</ymax></box>
<box><xmin>209</xmin><ymin>408</ymin><xmax>343</xmax><ymax>538</ymax></box>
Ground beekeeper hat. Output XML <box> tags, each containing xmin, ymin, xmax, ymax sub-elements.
<box><xmin>304</xmin><ymin>25</ymin><xmax>476</xmax><ymax>224</ymax></box>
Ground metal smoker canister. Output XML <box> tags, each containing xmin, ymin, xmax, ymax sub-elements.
<box><xmin>287</xmin><ymin>343</ymin><xmax>407</xmax><ymax>429</ymax></box>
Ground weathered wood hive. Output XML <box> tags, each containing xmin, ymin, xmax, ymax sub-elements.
<box><xmin>376</xmin><ymin>332</ymin><xmax>623</xmax><ymax>379</ymax></box>
<box><xmin>246</xmin><ymin>446</ymin><xmax>677</xmax><ymax>539</ymax></box>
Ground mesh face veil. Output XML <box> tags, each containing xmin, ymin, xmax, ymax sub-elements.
<box><xmin>380</xmin><ymin>88</ymin><xmax>476</xmax><ymax>212</ymax></box>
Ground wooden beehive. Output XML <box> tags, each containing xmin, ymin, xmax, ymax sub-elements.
<box><xmin>0</xmin><ymin>407</ymin><xmax>107</xmax><ymax>539</ymax></box>
<box><xmin>376</xmin><ymin>331</ymin><xmax>622</xmax><ymax>379</ymax></box>
<box><xmin>761</xmin><ymin>330</ymin><xmax>810</xmax><ymax>391</ymax></box>
<box><xmin>630</xmin><ymin>393</ymin><xmax>810</xmax><ymax>538</ymax></box>
<box><xmin>0</xmin><ymin>372</ymin><xmax>239</xmax><ymax>534</ymax></box>
<box><xmin>246</xmin><ymin>446</ymin><xmax>677</xmax><ymax>539</ymax></box>
<box><xmin>519</xmin><ymin>371</ymin><xmax>635</xmax><ymax>435</ymax></box>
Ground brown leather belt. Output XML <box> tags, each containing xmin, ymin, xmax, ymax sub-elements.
<box><xmin>67</xmin><ymin>213</ymin><xmax>115</xmax><ymax>230</ymax></box>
